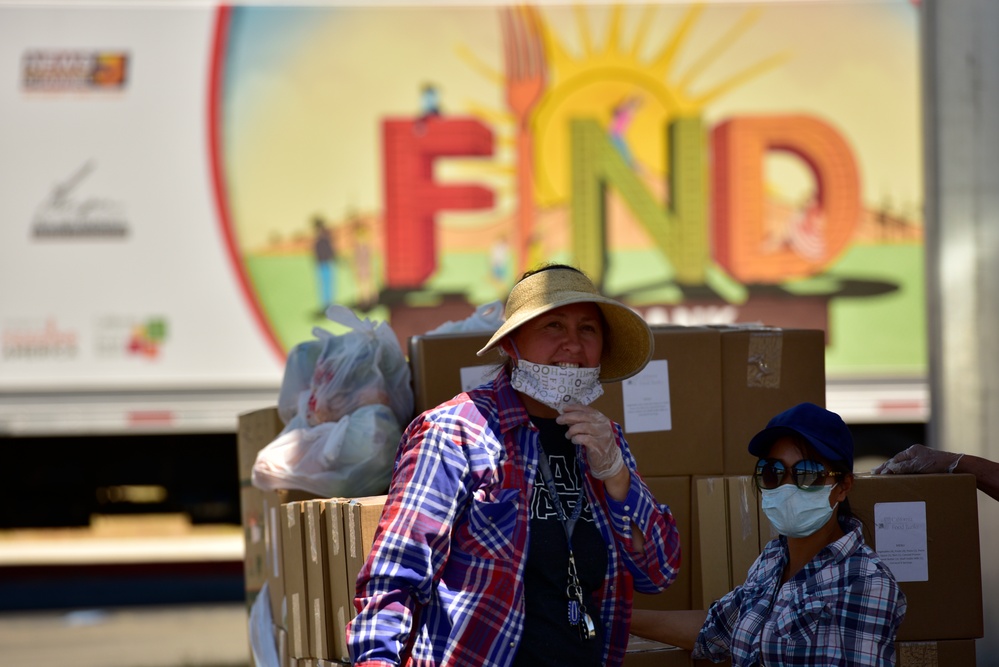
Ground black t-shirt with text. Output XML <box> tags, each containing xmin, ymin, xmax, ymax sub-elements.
<box><xmin>512</xmin><ymin>416</ymin><xmax>608</xmax><ymax>667</ymax></box>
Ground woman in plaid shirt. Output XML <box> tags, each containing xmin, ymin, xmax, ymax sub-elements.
<box><xmin>347</xmin><ymin>264</ymin><xmax>681</xmax><ymax>666</ymax></box>
<box><xmin>631</xmin><ymin>402</ymin><xmax>906</xmax><ymax>666</ymax></box>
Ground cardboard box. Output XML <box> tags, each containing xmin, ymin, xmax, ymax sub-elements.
<box><xmin>725</xmin><ymin>476</ymin><xmax>760</xmax><ymax>585</ymax></box>
<box><xmin>276</xmin><ymin>624</ymin><xmax>289</xmax><ymax>667</ymax></box>
<box><xmin>897</xmin><ymin>639</ymin><xmax>976</xmax><ymax>666</ymax></box>
<box><xmin>623</xmin><ymin>636</ymin><xmax>692</xmax><ymax>667</ymax></box>
<box><xmin>633</xmin><ymin>476</ymin><xmax>691</xmax><ymax>611</ymax></box>
<box><xmin>591</xmin><ymin>326</ymin><xmax>724</xmax><ymax>476</ymax></box>
<box><xmin>408</xmin><ymin>332</ymin><xmax>502</xmax><ymax>415</ymax></box>
<box><xmin>322</xmin><ymin>498</ymin><xmax>352</xmax><ymax>663</ymax></box>
<box><xmin>304</xmin><ymin>501</ymin><xmax>336</xmax><ymax>661</ymax></box>
<box><xmin>850</xmin><ymin>474</ymin><xmax>982</xmax><ymax>641</ymax></box>
<box><xmin>240</xmin><ymin>486</ymin><xmax>269</xmax><ymax>599</ymax></box>
<box><xmin>718</xmin><ymin>328</ymin><xmax>826</xmax><ymax>475</ymax></box>
<box><xmin>238</xmin><ymin>407</ymin><xmax>284</xmax><ymax>484</ymax></box>
<box><xmin>691</xmin><ymin>477</ymin><xmax>731</xmax><ymax>608</ymax></box>
<box><xmin>265</xmin><ymin>490</ymin><xmax>287</xmax><ymax>626</ymax></box>
<box><xmin>410</xmin><ymin>327</ymin><xmax>725</xmax><ymax>477</ymax></box>
<box><xmin>238</xmin><ymin>407</ymin><xmax>285</xmax><ymax>607</ymax></box>
<box><xmin>344</xmin><ymin>495</ymin><xmax>389</xmax><ymax>604</ymax></box>
<box><xmin>266</xmin><ymin>488</ymin><xmax>323</xmax><ymax>628</ymax></box>
<box><xmin>623</xmin><ymin>636</ymin><xmax>725</xmax><ymax>666</ymax></box>
<box><xmin>282</xmin><ymin>500</ymin><xmax>312</xmax><ymax>659</ymax></box>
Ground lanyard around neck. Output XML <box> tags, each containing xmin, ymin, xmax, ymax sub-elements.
<box><xmin>536</xmin><ymin>443</ymin><xmax>585</xmax><ymax>543</ymax></box>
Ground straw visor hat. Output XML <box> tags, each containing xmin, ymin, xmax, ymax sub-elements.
<box><xmin>476</xmin><ymin>267</ymin><xmax>654</xmax><ymax>383</ymax></box>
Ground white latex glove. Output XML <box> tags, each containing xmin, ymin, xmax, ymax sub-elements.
<box><xmin>872</xmin><ymin>443</ymin><xmax>964</xmax><ymax>475</ymax></box>
<box><xmin>556</xmin><ymin>403</ymin><xmax>624</xmax><ymax>480</ymax></box>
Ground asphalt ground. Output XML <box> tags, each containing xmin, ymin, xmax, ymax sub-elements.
<box><xmin>0</xmin><ymin>603</ymin><xmax>251</xmax><ymax>667</ymax></box>
<box><xmin>0</xmin><ymin>516</ymin><xmax>251</xmax><ymax>666</ymax></box>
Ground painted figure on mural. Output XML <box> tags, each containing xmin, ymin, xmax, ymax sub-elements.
<box><xmin>609</xmin><ymin>95</ymin><xmax>643</xmax><ymax>170</ymax></box>
<box><xmin>416</xmin><ymin>82</ymin><xmax>442</xmax><ymax>135</ymax></box>
<box><xmin>312</xmin><ymin>215</ymin><xmax>337</xmax><ymax>317</ymax></box>
<box><xmin>489</xmin><ymin>233</ymin><xmax>512</xmax><ymax>294</ymax></box>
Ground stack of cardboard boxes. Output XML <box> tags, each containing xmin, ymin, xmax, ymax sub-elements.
<box><xmin>239</xmin><ymin>409</ymin><xmax>387</xmax><ymax>666</ymax></box>
<box><xmin>239</xmin><ymin>325</ymin><xmax>983</xmax><ymax>666</ymax></box>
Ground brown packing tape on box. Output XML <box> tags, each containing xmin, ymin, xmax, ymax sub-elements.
<box><xmin>718</xmin><ymin>328</ymin><xmax>825</xmax><ymax>476</ymax></box>
<box><xmin>726</xmin><ymin>476</ymin><xmax>760</xmax><ymax>585</ymax></box>
<box><xmin>691</xmin><ymin>477</ymin><xmax>731</xmax><ymax>609</ymax></box>
<box><xmin>850</xmin><ymin>474</ymin><xmax>983</xmax><ymax>641</ymax></box>
<box><xmin>633</xmin><ymin>476</ymin><xmax>691</xmax><ymax>611</ymax></box>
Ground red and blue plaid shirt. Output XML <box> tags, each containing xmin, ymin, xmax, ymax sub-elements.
<box><xmin>347</xmin><ymin>367</ymin><xmax>681</xmax><ymax>667</ymax></box>
<box><xmin>694</xmin><ymin>516</ymin><xmax>906</xmax><ymax>666</ymax></box>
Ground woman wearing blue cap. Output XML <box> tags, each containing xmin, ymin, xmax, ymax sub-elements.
<box><xmin>630</xmin><ymin>402</ymin><xmax>907</xmax><ymax>666</ymax></box>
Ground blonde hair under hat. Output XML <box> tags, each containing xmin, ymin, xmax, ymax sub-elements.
<box><xmin>476</xmin><ymin>265</ymin><xmax>654</xmax><ymax>383</ymax></box>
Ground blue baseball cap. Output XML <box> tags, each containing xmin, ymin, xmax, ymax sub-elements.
<box><xmin>747</xmin><ymin>402</ymin><xmax>854</xmax><ymax>470</ymax></box>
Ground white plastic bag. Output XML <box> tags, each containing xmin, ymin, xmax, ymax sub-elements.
<box><xmin>249</xmin><ymin>581</ymin><xmax>280</xmax><ymax>667</ymax></box>
<box><xmin>277</xmin><ymin>339</ymin><xmax>322</xmax><ymax>425</ymax></box>
<box><xmin>306</xmin><ymin>305</ymin><xmax>413</xmax><ymax>427</ymax></box>
<box><xmin>425</xmin><ymin>300</ymin><xmax>504</xmax><ymax>335</ymax></box>
<box><xmin>251</xmin><ymin>403</ymin><xmax>402</xmax><ymax>498</ymax></box>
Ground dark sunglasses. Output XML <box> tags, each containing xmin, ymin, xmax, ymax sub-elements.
<box><xmin>754</xmin><ymin>458</ymin><xmax>846</xmax><ymax>492</ymax></box>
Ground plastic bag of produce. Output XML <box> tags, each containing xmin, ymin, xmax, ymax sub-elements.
<box><xmin>277</xmin><ymin>339</ymin><xmax>322</xmax><ymax>425</ymax></box>
<box><xmin>251</xmin><ymin>403</ymin><xmax>402</xmax><ymax>497</ymax></box>
<box><xmin>306</xmin><ymin>305</ymin><xmax>413</xmax><ymax>427</ymax></box>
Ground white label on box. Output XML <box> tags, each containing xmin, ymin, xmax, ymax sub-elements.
<box><xmin>460</xmin><ymin>364</ymin><xmax>499</xmax><ymax>392</ymax></box>
<box><xmin>621</xmin><ymin>359</ymin><xmax>671</xmax><ymax>434</ymax></box>
<box><xmin>874</xmin><ymin>501</ymin><xmax>928</xmax><ymax>582</ymax></box>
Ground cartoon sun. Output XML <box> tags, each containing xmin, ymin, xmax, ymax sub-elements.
<box><xmin>459</xmin><ymin>3</ymin><xmax>787</xmax><ymax>278</ymax></box>
<box><xmin>464</xmin><ymin>4</ymin><xmax>785</xmax><ymax>201</ymax></box>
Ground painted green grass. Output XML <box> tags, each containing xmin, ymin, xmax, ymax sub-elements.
<box><xmin>820</xmin><ymin>244</ymin><xmax>926</xmax><ymax>377</ymax></box>
<box><xmin>246</xmin><ymin>254</ymin><xmax>389</xmax><ymax>352</ymax></box>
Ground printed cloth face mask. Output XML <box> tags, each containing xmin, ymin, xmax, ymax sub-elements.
<box><xmin>510</xmin><ymin>360</ymin><xmax>604</xmax><ymax>411</ymax></box>
<box><xmin>761</xmin><ymin>483</ymin><xmax>838</xmax><ymax>538</ymax></box>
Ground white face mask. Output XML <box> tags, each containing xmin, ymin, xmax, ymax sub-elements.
<box><xmin>510</xmin><ymin>360</ymin><xmax>604</xmax><ymax>412</ymax></box>
<box><xmin>761</xmin><ymin>483</ymin><xmax>838</xmax><ymax>538</ymax></box>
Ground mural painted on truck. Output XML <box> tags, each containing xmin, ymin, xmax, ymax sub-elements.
<box><xmin>214</xmin><ymin>1</ymin><xmax>923</xmax><ymax>381</ymax></box>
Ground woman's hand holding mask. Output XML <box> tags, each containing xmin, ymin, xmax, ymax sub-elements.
<box><xmin>556</xmin><ymin>404</ymin><xmax>624</xmax><ymax>480</ymax></box>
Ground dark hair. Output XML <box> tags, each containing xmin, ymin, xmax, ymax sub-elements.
<box><xmin>752</xmin><ymin>433</ymin><xmax>856</xmax><ymax>523</ymax></box>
